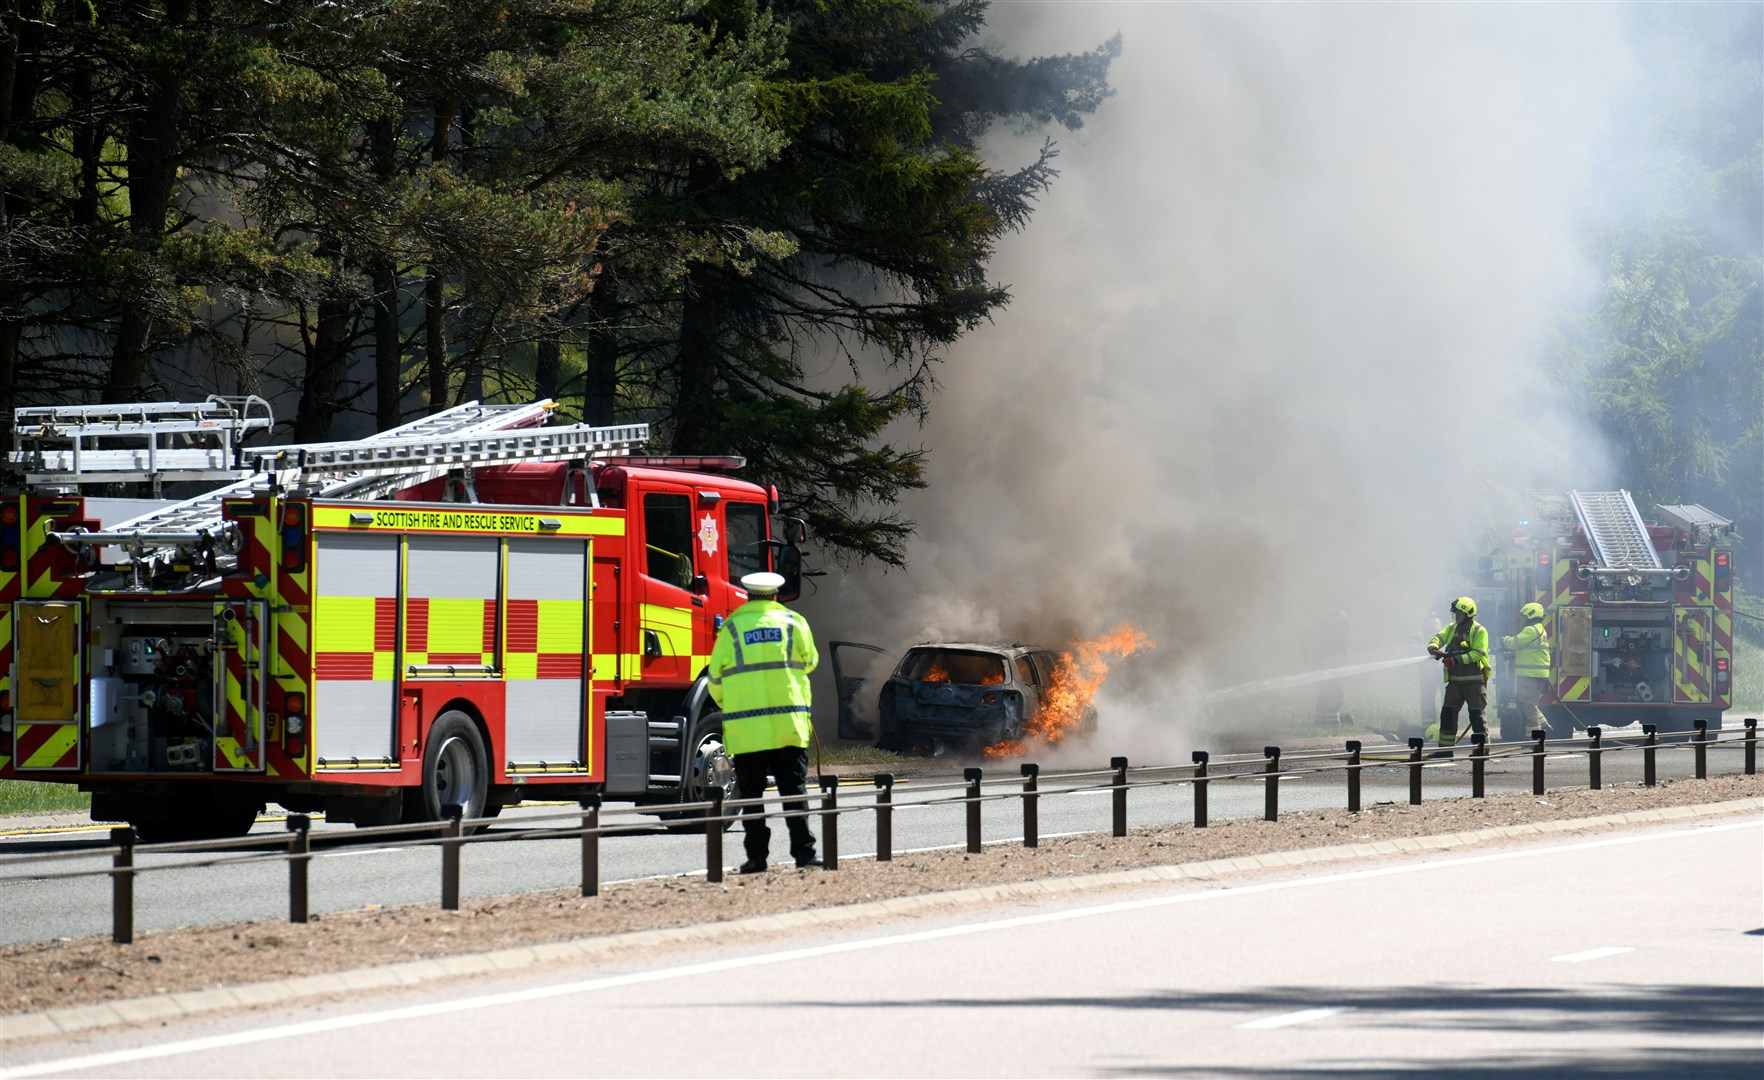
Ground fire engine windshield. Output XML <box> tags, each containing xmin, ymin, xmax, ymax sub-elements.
<box><xmin>899</xmin><ymin>649</ymin><xmax>1008</xmax><ymax>686</ymax></box>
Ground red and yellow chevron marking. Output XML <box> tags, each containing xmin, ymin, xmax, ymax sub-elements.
<box><xmin>1551</xmin><ymin>550</ymin><xmax>1576</xmax><ymax>607</ymax></box>
<box><xmin>1673</xmin><ymin>608</ymin><xmax>1711</xmax><ymax>703</ymax></box>
<box><xmin>271</xmin><ymin>498</ymin><xmax>313</xmax><ymax>778</ymax></box>
<box><xmin>214</xmin><ymin>602</ymin><xmax>266</xmax><ymax>772</ymax></box>
<box><xmin>1558</xmin><ymin>675</ymin><xmax>1591</xmax><ymax>702</ymax></box>
<box><xmin>14</xmin><ymin>722</ymin><xmax>78</xmax><ymax>769</ymax></box>
<box><xmin>0</xmin><ymin>497</ymin><xmax>18</xmax><ymax>772</ymax></box>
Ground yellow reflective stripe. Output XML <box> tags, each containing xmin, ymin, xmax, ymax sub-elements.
<box><xmin>592</xmin><ymin>653</ymin><xmax>617</xmax><ymax>681</ymax></box>
<box><xmin>506</xmin><ymin>653</ymin><xmax>539</xmax><ymax>679</ymax></box>
<box><xmin>640</xmin><ymin>603</ymin><xmax>692</xmax><ymax>657</ymax></box>
<box><xmin>1563</xmin><ymin>676</ymin><xmax>1590</xmax><ymax>701</ymax></box>
<box><xmin>311</xmin><ymin>504</ymin><xmax>625</xmax><ymax>537</ymax></box>
<box><xmin>536</xmin><ymin>599</ymin><xmax>584</xmax><ymax>652</ymax></box>
<box><xmin>426</xmin><ymin>597</ymin><xmax>488</xmax><ymax>653</ymax></box>
<box><xmin>313</xmin><ymin>595</ymin><xmax>376</xmax><ymax>652</ymax></box>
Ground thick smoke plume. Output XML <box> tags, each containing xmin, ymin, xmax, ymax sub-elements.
<box><xmin>805</xmin><ymin>6</ymin><xmax>1645</xmax><ymax>758</ymax></box>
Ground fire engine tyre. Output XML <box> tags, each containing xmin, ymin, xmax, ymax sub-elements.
<box><xmin>417</xmin><ymin>711</ymin><xmax>490</xmax><ymax>829</ymax></box>
<box><xmin>659</xmin><ymin>714</ymin><xmax>737</xmax><ymax>834</ymax></box>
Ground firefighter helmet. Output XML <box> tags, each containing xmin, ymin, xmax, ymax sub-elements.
<box><xmin>1450</xmin><ymin>596</ymin><xmax>1477</xmax><ymax>618</ymax></box>
<box><xmin>1520</xmin><ymin>602</ymin><xmax>1546</xmax><ymax>621</ymax></box>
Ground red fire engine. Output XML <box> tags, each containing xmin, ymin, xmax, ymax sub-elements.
<box><xmin>0</xmin><ymin>398</ymin><xmax>804</xmax><ymax>840</ymax></box>
<box><xmin>1472</xmin><ymin>490</ymin><xmax>1734</xmax><ymax>736</ymax></box>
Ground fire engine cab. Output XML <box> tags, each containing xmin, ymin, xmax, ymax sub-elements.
<box><xmin>0</xmin><ymin>397</ymin><xmax>805</xmax><ymax>840</ymax></box>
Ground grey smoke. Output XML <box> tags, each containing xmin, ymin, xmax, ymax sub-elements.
<box><xmin>804</xmin><ymin>5</ymin><xmax>1657</xmax><ymax>759</ymax></box>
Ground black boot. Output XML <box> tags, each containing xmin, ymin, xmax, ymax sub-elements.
<box><xmin>1432</xmin><ymin>706</ymin><xmax>1458</xmax><ymax>758</ymax></box>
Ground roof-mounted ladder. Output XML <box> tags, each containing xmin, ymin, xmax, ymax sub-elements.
<box><xmin>89</xmin><ymin>400</ymin><xmax>565</xmax><ymax>544</ymax></box>
<box><xmin>10</xmin><ymin>396</ymin><xmax>276</xmax><ymax>488</ymax></box>
<box><xmin>1568</xmin><ymin>490</ymin><xmax>1661</xmax><ymax>570</ymax></box>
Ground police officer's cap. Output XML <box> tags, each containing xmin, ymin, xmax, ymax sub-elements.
<box><xmin>740</xmin><ymin>571</ymin><xmax>786</xmax><ymax>596</ymax></box>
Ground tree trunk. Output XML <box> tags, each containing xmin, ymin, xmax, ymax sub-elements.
<box><xmin>372</xmin><ymin>260</ymin><xmax>402</xmax><ymax>431</ymax></box>
<box><xmin>103</xmin><ymin>0</ymin><xmax>194</xmax><ymax>404</ymax></box>
<box><xmin>671</xmin><ymin>264</ymin><xmax>723</xmax><ymax>452</ymax></box>
<box><xmin>534</xmin><ymin>336</ymin><xmax>561</xmax><ymax>402</ymax></box>
<box><xmin>423</xmin><ymin>99</ymin><xmax>456</xmax><ymax>414</ymax></box>
<box><xmin>295</xmin><ymin>245</ymin><xmax>350</xmax><ymax>442</ymax></box>
<box><xmin>583</xmin><ymin>271</ymin><xmax>619</xmax><ymax>425</ymax></box>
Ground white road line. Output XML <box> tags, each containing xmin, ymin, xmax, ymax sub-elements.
<box><xmin>318</xmin><ymin>848</ymin><xmax>405</xmax><ymax>859</ymax></box>
<box><xmin>1550</xmin><ymin>945</ymin><xmax>1635</xmax><ymax>963</ymax></box>
<box><xmin>1236</xmin><ymin>1006</ymin><xmax>1352</xmax><ymax>1030</ymax></box>
<box><xmin>5</xmin><ymin>818</ymin><xmax>1755</xmax><ymax>1079</ymax></box>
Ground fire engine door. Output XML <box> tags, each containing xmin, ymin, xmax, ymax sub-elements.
<box><xmin>1672</xmin><ymin>608</ymin><xmax>1713</xmax><ymax>704</ymax></box>
<box><xmin>211</xmin><ymin>600</ymin><xmax>269</xmax><ymax>772</ymax></box>
<box><xmin>14</xmin><ymin>600</ymin><xmax>83</xmax><ymax>772</ymax></box>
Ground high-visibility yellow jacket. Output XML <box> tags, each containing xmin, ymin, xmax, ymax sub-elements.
<box><xmin>1501</xmin><ymin>621</ymin><xmax>1551</xmax><ymax>680</ymax></box>
<box><xmin>707</xmin><ymin>599</ymin><xmax>818</xmax><ymax>755</ymax></box>
<box><xmin>1430</xmin><ymin>618</ymin><xmax>1491</xmax><ymax>683</ymax></box>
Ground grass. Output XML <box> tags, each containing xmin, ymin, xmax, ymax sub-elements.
<box><xmin>0</xmin><ymin>779</ymin><xmax>90</xmax><ymax>817</ymax></box>
<box><xmin>815</xmin><ymin>743</ymin><xmax>912</xmax><ymax>766</ymax></box>
<box><xmin>1731</xmin><ymin>637</ymin><xmax>1763</xmax><ymax>713</ymax></box>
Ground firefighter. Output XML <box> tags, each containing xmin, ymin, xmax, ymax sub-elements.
<box><xmin>1502</xmin><ymin>602</ymin><xmax>1552</xmax><ymax>738</ymax></box>
<box><xmin>708</xmin><ymin>570</ymin><xmax>820</xmax><ymax>874</ymax></box>
<box><xmin>1426</xmin><ymin>596</ymin><xmax>1491</xmax><ymax>755</ymax></box>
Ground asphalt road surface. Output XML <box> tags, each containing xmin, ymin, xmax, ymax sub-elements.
<box><xmin>0</xmin><ymin>726</ymin><xmax>1754</xmax><ymax>946</ymax></box>
<box><xmin>6</xmin><ymin>817</ymin><xmax>1759</xmax><ymax>1078</ymax></box>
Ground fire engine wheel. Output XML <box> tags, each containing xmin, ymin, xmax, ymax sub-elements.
<box><xmin>418</xmin><ymin>711</ymin><xmax>490</xmax><ymax>829</ymax></box>
<box><xmin>660</xmin><ymin>714</ymin><xmax>737</xmax><ymax>834</ymax></box>
<box><xmin>132</xmin><ymin>791</ymin><xmax>263</xmax><ymax>844</ymax></box>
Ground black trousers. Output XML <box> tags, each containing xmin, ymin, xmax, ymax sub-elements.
<box><xmin>733</xmin><ymin>746</ymin><xmax>816</xmax><ymax>863</ymax></box>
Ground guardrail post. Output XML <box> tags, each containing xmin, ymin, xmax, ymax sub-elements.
<box><xmin>1587</xmin><ymin>726</ymin><xmax>1602</xmax><ymax>790</ymax></box>
<box><xmin>1020</xmin><ymin>763</ymin><xmax>1039</xmax><ymax>848</ymax></box>
<box><xmin>1532</xmin><ymin>729</ymin><xmax>1547</xmax><ymax>796</ymax></box>
<box><xmin>287</xmin><ymin>813</ymin><xmax>310</xmax><ymax>924</ymax></box>
<box><xmin>1694</xmin><ymin>719</ymin><xmax>1708</xmax><ymax>779</ymax></box>
<box><xmin>1263</xmin><ymin>746</ymin><xmax>1281</xmax><ymax>821</ymax></box>
<box><xmin>964</xmin><ymin>767</ymin><xmax>983</xmax><ymax>854</ymax></box>
<box><xmin>1111</xmin><ymin>756</ymin><xmax>1129</xmax><ymax>837</ymax></box>
<box><xmin>581</xmin><ymin>797</ymin><xmax>601</xmax><ymax>897</ymax></box>
<box><xmin>706</xmin><ymin>789</ymin><xmax>725</xmax><ymax>883</ymax></box>
<box><xmin>1345</xmin><ymin>740</ymin><xmax>1361</xmax><ymax>813</ymax></box>
<box><xmin>1642</xmin><ymin>725</ymin><xmax>1657</xmax><ymax>787</ymax></box>
<box><xmin>1407</xmin><ymin>737</ymin><xmax>1424</xmax><ymax>806</ymax></box>
<box><xmin>1192</xmin><ymin>751</ymin><xmax>1209</xmax><ymax>828</ymax></box>
<box><xmin>874</xmin><ymin>774</ymin><xmax>894</xmax><ymax>862</ymax></box>
<box><xmin>440</xmin><ymin>803</ymin><xmax>462</xmax><ymax>912</ymax></box>
<box><xmin>1471</xmin><ymin>734</ymin><xmax>1486</xmax><ymax>799</ymax></box>
<box><xmin>1746</xmin><ymin>718</ymin><xmax>1757</xmax><ymax>776</ymax></box>
<box><xmin>111</xmin><ymin>827</ymin><xmax>135</xmax><ymax>945</ymax></box>
<box><xmin>819</xmin><ymin>776</ymin><xmax>839</xmax><ymax>871</ymax></box>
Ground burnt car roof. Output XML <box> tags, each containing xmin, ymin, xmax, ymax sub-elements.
<box><xmin>906</xmin><ymin>642</ymin><xmax>1040</xmax><ymax>654</ymax></box>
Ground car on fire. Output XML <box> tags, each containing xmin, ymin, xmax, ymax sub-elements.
<box><xmin>830</xmin><ymin>641</ymin><xmax>1096</xmax><ymax>755</ymax></box>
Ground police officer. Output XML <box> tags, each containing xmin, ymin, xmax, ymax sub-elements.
<box><xmin>1502</xmin><ymin>602</ymin><xmax>1552</xmax><ymax>738</ymax></box>
<box><xmin>707</xmin><ymin>571</ymin><xmax>820</xmax><ymax>874</ymax></box>
<box><xmin>1426</xmin><ymin>596</ymin><xmax>1492</xmax><ymax>755</ymax></box>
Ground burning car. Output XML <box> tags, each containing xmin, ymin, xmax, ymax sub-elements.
<box><xmin>831</xmin><ymin>641</ymin><xmax>1098</xmax><ymax>756</ymax></box>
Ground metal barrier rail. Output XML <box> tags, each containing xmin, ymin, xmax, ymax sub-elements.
<box><xmin>0</xmin><ymin>718</ymin><xmax>1753</xmax><ymax>943</ymax></box>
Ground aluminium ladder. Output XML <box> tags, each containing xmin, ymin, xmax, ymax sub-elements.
<box><xmin>11</xmin><ymin>396</ymin><xmax>277</xmax><ymax>487</ymax></box>
<box><xmin>1568</xmin><ymin>490</ymin><xmax>1661</xmax><ymax>570</ymax></box>
<box><xmin>89</xmin><ymin>401</ymin><xmax>572</xmax><ymax>545</ymax></box>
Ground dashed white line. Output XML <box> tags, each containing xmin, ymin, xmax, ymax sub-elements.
<box><xmin>1236</xmin><ymin>1006</ymin><xmax>1352</xmax><ymax>1030</ymax></box>
<box><xmin>1550</xmin><ymin>945</ymin><xmax>1634</xmax><ymax>963</ymax></box>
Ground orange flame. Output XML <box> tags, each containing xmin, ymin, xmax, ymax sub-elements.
<box><xmin>984</xmin><ymin>625</ymin><xmax>1155</xmax><ymax>758</ymax></box>
<box><xmin>923</xmin><ymin>660</ymin><xmax>951</xmax><ymax>683</ymax></box>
